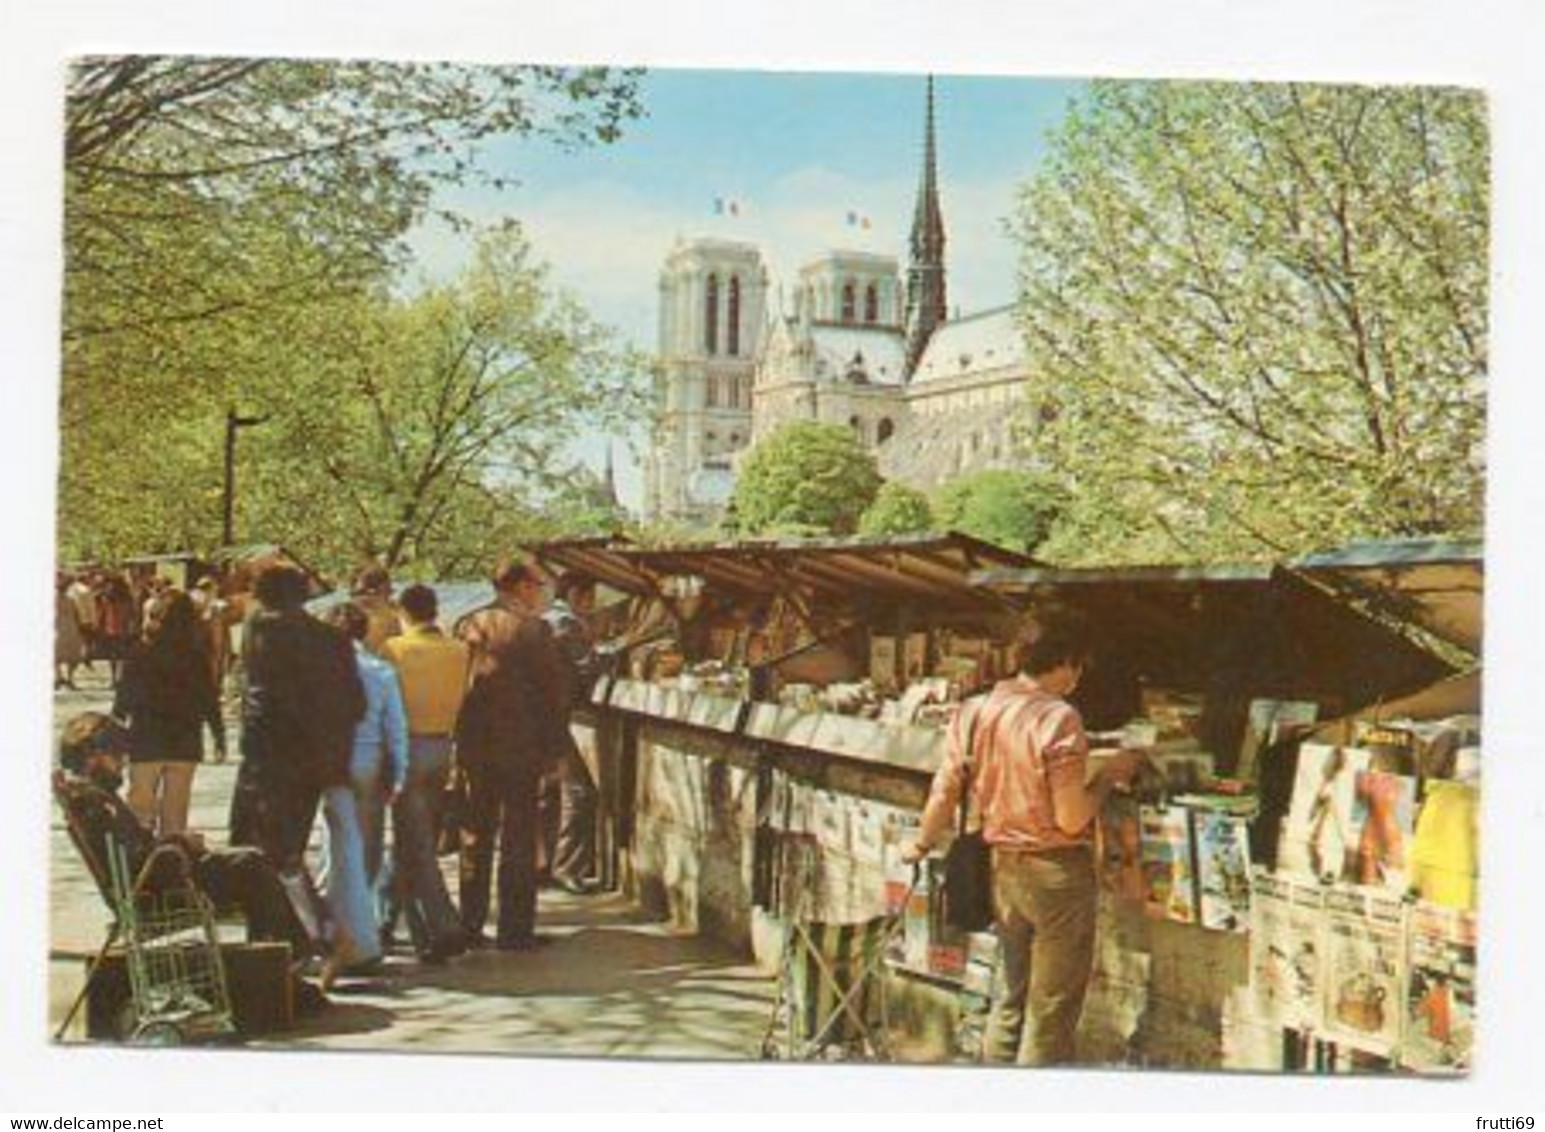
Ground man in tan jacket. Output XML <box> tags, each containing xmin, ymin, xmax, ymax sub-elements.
<box><xmin>453</xmin><ymin>558</ymin><xmax>569</xmax><ymax>950</ymax></box>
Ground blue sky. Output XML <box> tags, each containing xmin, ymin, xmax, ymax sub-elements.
<box><xmin>409</xmin><ymin>68</ymin><xmax>1086</xmax><ymax>510</ymax></box>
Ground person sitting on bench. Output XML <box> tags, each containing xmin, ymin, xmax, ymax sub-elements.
<box><xmin>55</xmin><ymin>710</ymin><xmax>316</xmax><ymax>962</ymax></box>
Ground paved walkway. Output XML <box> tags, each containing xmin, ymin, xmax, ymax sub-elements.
<box><xmin>48</xmin><ymin>669</ymin><xmax>774</xmax><ymax>1059</ymax></box>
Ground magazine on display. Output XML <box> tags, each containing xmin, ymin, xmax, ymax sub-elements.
<box><xmin>1140</xmin><ymin>804</ymin><xmax>1197</xmax><ymax>924</ymax></box>
<box><xmin>1401</xmin><ymin>901</ymin><xmax>1477</xmax><ymax>1072</ymax></box>
<box><xmin>1192</xmin><ymin>809</ymin><xmax>1252</xmax><ymax>932</ymax></box>
<box><xmin>1346</xmin><ymin>768</ymin><xmax>1418</xmax><ymax>892</ymax></box>
<box><xmin>1247</xmin><ymin>869</ymin><xmax>1324</xmax><ymax>1029</ymax></box>
<box><xmin>1238</xmin><ymin>698</ymin><xmax>1320</xmax><ymax>781</ymax></box>
<box><xmin>1279</xmin><ymin>744</ymin><xmax>1371</xmax><ymax>882</ymax></box>
<box><xmin>1322</xmin><ymin>884</ymin><xmax>1407</xmax><ymax>1055</ymax></box>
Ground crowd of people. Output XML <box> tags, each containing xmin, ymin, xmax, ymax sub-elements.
<box><xmin>55</xmin><ymin>555</ymin><xmax>604</xmax><ymax>1001</ymax></box>
<box><xmin>54</xmin><ymin>567</ymin><xmax>236</xmax><ymax>693</ymax></box>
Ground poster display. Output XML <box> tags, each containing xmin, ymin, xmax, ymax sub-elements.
<box><xmin>1140</xmin><ymin>804</ymin><xmax>1197</xmax><ymax>923</ymax></box>
<box><xmin>1279</xmin><ymin>744</ymin><xmax>1371</xmax><ymax>882</ymax></box>
<box><xmin>1322</xmin><ymin>885</ymin><xmax>1407</xmax><ymax>1055</ymax></box>
<box><xmin>1248</xmin><ymin>869</ymin><xmax>1324</xmax><ymax>1029</ymax></box>
<box><xmin>1193</xmin><ymin>809</ymin><xmax>1252</xmax><ymax>932</ymax></box>
<box><xmin>1401</xmin><ymin>902</ymin><xmax>1477</xmax><ymax>1072</ymax></box>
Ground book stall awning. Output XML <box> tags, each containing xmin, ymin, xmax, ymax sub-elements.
<box><xmin>521</xmin><ymin>534</ymin><xmax>659</xmax><ymax>599</ymax></box>
<box><xmin>968</xmin><ymin>553</ymin><xmax>1457</xmax><ymax>719</ymax></box>
<box><xmin>1293</xmin><ymin>538</ymin><xmax>1482</xmax><ymax>656</ymax></box>
<box><xmin>614</xmin><ymin>531</ymin><xmax>1040</xmax><ymax>611</ymax></box>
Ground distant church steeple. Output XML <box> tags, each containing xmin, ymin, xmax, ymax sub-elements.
<box><xmin>601</xmin><ymin>442</ymin><xmax>620</xmax><ymax>510</ymax></box>
<box><xmin>904</xmin><ymin>75</ymin><xmax>947</xmax><ymax>381</ymax></box>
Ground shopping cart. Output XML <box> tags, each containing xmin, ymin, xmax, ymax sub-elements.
<box><xmin>99</xmin><ymin>838</ymin><xmax>237</xmax><ymax>1045</ymax></box>
<box><xmin>759</xmin><ymin>834</ymin><xmax>916</xmax><ymax>1061</ymax></box>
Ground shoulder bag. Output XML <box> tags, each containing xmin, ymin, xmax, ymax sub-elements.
<box><xmin>941</xmin><ymin>701</ymin><xmax>995</xmax><ymax>932</ymax></box>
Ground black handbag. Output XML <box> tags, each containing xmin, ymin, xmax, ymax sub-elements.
<box><xmin>941</xmin><ymin>706</ymin><xmax>994</xmax><ymax>932</ymax></box>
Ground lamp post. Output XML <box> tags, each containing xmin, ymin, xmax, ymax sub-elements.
<box><xmin>221</xmin><ymin>408</ymin><xmax>267</xmax><ymax>547</ymax></box>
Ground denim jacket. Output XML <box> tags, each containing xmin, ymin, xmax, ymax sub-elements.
<box><xmin>350</xmin><ymin>642</ymin><xmax>409</xmax><ymax>792</ymax></box>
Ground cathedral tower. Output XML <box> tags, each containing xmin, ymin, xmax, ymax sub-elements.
<box><xmin>645</xmin><ymin>238</ymin><xmax>768</xmax><ymax>523</ymax></box>
<box><xmin>903</xmin><ymin>76</ymin><xmax>947</xmax><ymax>381</ymax></box>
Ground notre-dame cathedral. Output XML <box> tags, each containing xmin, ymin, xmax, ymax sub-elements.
<box><xmin>644</xmin><ymin>79</ymin><xmax>1036</xmax><ymax>526</ymax></box>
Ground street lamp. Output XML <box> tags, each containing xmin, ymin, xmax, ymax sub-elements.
<box><xmin>221</xmin><ymin>407</ymin><xmax>267</xmax><ymax>547</ymax></box>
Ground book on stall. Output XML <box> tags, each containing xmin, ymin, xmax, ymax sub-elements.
<box><xmin>1248</xmin><ymin>869</ymin><xmax>1325</xmax><ymax>1029</ymax></box>
<box><xmin>1322</xmin><ymin>883</ymin><xmax>1407</xmax><ymax>1056</ymax></box>
<box><xmin>1238</xmin><ymin>699</ymin><xmax>1319</xmax><ymax>782</ymax></box>
<box><xmin>1278</xmin><ymin>743</ymin><xmax>1371</xmax><ymax>882</ymax></box>
<box><xmin>1401</xmin><ymin>901</ymin><xmax>1477</xmax><ymax>1073</ymax></box>
<box><xmin>1192</xmin><ymin>808</ymin><xmax>1252</xmax><ymax>933</ymax></box>
<box><xmin>1140</xmin><ymin>804</ymin><xmax>1197</xmax><ymax>924</ymax></box>
<box><xmin>1345</xmin><ymin>768</ymin><xmax>1418</xmax><ymax>893</ymax></box>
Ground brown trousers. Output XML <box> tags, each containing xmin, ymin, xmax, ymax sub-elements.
<box><xmin>985</xmin><ymin>844</ymin><xmax>1097</xmax><ymax>1066</ymax></box>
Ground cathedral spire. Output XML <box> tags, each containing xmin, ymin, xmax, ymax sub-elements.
<box><xmin>602</xmin><ymin>441</ymin><xmax>620</xmax><ymax>510</ymax></box>
<box><xmin>904</xmin><ymin>75</ymin><xmax>947</xmax><ymax>381</ymax></box>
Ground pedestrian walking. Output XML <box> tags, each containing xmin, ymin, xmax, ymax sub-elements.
<box><xmin>317</xmin><ymin>602</ymin><xmax>408</xmax><ymax>977</ymax></box>
<box><xmin>113</xmin><ymin>588</ymin><xmax>226</xmax><ymax>837</ymax></box>
<box><xmin>539</xmin><ymin>572</ymin><xmax>602</xmax><ymax>894</ymax></box>
<box><xmin>380</xmin><ymin>583</ymin><xmax>471</xmax><ymax>961</ymax></box>
<box><xmin>96</xmin><ymin>574</ymin><xmax>136</xmax><ymax>688</ymax></box>
<box><xmin>352</xmin><ymin>565</ymin><xmax>402</xmax><ymax>656</ymax></box>
<box><xmin>454</xmin><ymin>558</ymin><xmax>570</xmax><ymax>950</ymax></box>
<box><xmin>55</xmin><ymin>573</ymin><xmax>87</xmax><ymax>690</ymax></box>
<box><xmin>229</xmin><ymin>564</ymin><xmax>364</xmax><ymax>872</ymax></box>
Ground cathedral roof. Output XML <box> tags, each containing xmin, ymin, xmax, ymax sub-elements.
<box><xmin>909</xmin><ymin>305</ymin><xmax>1026</xmax><ymax>385</ymax></box>
<box><xmin>806</xmin><ymin>324</ymin><xmax>907</xmax><ymax>385</ymax></box>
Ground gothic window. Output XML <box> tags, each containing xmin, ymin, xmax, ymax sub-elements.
<box><xmin>864</xmin><ymin>283</ymin><xmax>878</xmax><ymax>324</ymax></box>
<box><xmin>705</xmin><ymin>377</ymin><xmax>718</xmax><ymax>408</ymax></box>
<box><xmin>728</xmin><ymin>276</ymin><xmax>742</xmax><ymax>356</ymax></box>
<box><xmin>705</xmin><ymin>274</ymin><xmax>719</xmax><ymax>355</ymax></box>
<box><xmin>841</xmin><ymin>281</ymin><xmax>856</xmax><ymax>324</ymax></box>
<box><xmin>877</xmin><ymin>418</ymin><xmax>895</xmax><ymax>445</ymax></box>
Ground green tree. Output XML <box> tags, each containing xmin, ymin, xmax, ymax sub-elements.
<box><xmin>57</xmin><ymin>56</ymin><xmax>646</xmax><ymax>563</ymax></box>
<box><xmin>731</xmin><ymin>421</ymin><xmax>881</xmax><ymax>537</ymax></box>
<box><xmin>858</xmin><ymin>481</ymin><xmax>936</xmax><ymax>537</ymax></box>
<box><xmin>236</xmin><ymin>225</ymin><xmax>647</xmax><ymax>576</ymax></box>
<box><xmin>1010</xmin><ymin>81</ymin><xmax>1487</xmax><ymax>564</ymax></box>
<box><xmin>933</xmin><ymin>469</ymin><xmax>1063</xmax><ymax>553</ymax></box>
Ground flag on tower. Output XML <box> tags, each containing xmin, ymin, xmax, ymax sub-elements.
<box><xmin>845</xmin><ymin>210</ymin><xmax>872</xmax><ymax>230</ymax></box>
<box><xmin>714</xmin><ymin>197</ymin><xmax>743</xmax><ymax>217</ymax></box>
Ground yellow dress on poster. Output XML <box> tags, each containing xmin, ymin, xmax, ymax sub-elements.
<box><xmin>1410</xmin><ymin>781</ymin><xmax>1479</xmax><ymax>911</ymax></box>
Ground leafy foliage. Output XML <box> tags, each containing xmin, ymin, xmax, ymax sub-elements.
<box><xmin>731</xmin><ymin>422</ymin><xmax>882</xmax><ymax>537</ymax></box>
<box><xmin>858</xmin><ymin>481</ymin><xmax>936</xmax><ymax>538</ymax></box>
<box><xmin>933</xmin><ymin>469</ymin><xmax>1063</xmax><ymax>553</ymax></box>
<box><xmin>57</xmin><ymin>56</ymin><xmax>648</xmax><ymax>571</ymax></box>
<box><xmin>1010</xmin><ymin>81</ymin><xmax>1488</xmax><ymax>564</ymax></box>
<box><xmin>224</xmin><ymin>226</ymin><xmax>645</xmax><ymax>575</ymax></box>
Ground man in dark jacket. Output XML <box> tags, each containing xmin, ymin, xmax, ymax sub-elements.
<box><xmin>539</xmin><ymin>572</ymin><xmax>602</xmax><ymax>894</ymax></box>
<box><xmin>454</xmin><ymin>557</ymin><xmax>570</xmax><ymax>950</ymax></box>
<box><xmin>230</xmin><ymin>565</ymin><xmax>365</xmax><ymax>871</ymax></box>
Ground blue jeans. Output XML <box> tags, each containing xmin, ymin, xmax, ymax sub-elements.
<box><xmin>380</xmin><ymin>737</ymin><xmax>463</xmax><ymax>955</ymax></box>
<box><xmin>321</xmin><ymin>785</ymin><xmax>383</xmax><ymax>965</ymax></box>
